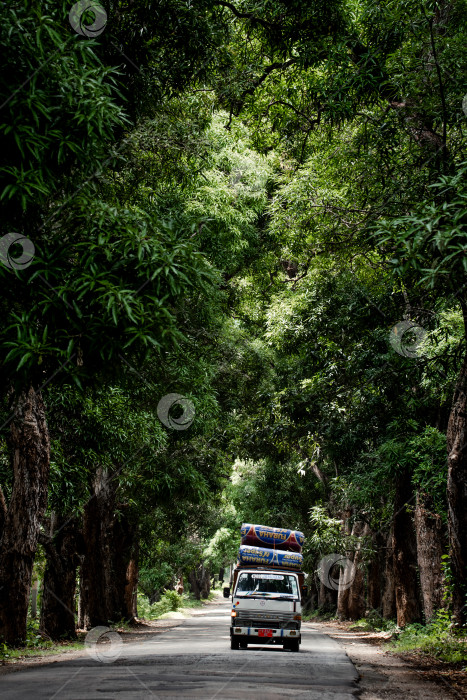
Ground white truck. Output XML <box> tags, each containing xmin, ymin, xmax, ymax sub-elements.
<box><xmin>224</xmin><ymin>566</ymin><xmax>306</xmax><ymax>651</ymax></box>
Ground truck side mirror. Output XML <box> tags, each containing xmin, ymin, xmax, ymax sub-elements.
<box><xmin>301</xmin><ymin>585</ymin><xmax>309</xmax><ymax>598</ymax></box>
<box><xmin>223</xmin><ymin>587</ymin><xmax>231</xmax><ymax>598</ymax></box>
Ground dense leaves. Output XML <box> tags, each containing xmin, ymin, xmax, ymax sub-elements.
<box><xmin>0</xmin><ymin>0</ymin><xmax>466</xmax><ymax>647</ymax></box>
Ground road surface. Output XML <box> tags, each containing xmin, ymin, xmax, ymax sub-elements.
<box><xmin>0</xmin><ymin>600</ymin><xmax>359</xmax><ymax>699</ymax></box>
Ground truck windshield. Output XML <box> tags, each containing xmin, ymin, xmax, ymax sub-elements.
<box><xmin>235</xmin><ymin>572</ymin><xmax>298</xmax><ymax>598</ymax></box>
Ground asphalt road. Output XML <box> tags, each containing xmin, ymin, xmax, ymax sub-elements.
<box><xmin>0</xmin><ymin>601</ymin><xmax>359</xmax><ymax>699</ymax></box>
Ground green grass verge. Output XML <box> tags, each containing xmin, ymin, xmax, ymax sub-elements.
<box><xmin>389</xmin><ymin>611</ymin><xmax>467</xmax><ymax>665</ymax></box>
<box><xmin>0</xmin><ymin>621</ymin><xmax>85</xmax><ymax>661</ymax></box>
<box><xmin>302</xmin><ymin>609</ymin><xmax>338</xmax><ymax>622</ymax></box>
<box><xmin>137</xmin><ymin>589</ymin><xmax>217</xmax><ymax>621</ymax></box>
<box><xmin>345</xmin><ymin>609</ymin><xmax>466</xmax><ymax>666</ymax></box>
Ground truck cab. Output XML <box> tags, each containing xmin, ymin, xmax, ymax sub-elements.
<box><xmin>225</xmin><ymin>568</ymin><xmax>303</xmax><ymax>651</ymax></box>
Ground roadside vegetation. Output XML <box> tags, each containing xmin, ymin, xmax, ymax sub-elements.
<box><xmin>0</xmin><ymin>0</ymin><xmax>466</xmax><ymax>678</ymax></box>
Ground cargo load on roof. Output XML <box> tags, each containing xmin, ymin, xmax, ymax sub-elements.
<box><xmin>238</xmin><ymin>544</ymin><xmax>303</xmax><ymax>570</ymax></box>
<box><xmin>240</xmin><ymin>523</ymin><xmax>304</xmax><ymax>553</ymax></box>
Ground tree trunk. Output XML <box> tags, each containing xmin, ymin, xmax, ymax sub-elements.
<box><xmin>108</xmin><ymin>511</ymin><xmax>139</xmax><ymax>623</ymax></box>
<box><xmin>188</xmin><ymin>569</ymin><xmax>201</xmax><ymax>600</ymax></box>
<box><xmin>414</xmin><ymin>489</ymin><xmax>444</xmax><ymax>622</ymax></box>
<box><xmin>30</xmin><ymin>579</ymin><xmax>39</xmax><ymax>619</ymax></box>
<box><xmin>367</xmin><ymin>532</ymin><xmax>385</xmax><ymax>612</ymax></box>
<box><xmin>125</xmin><ymin>550</ymin><xmax>139</xmax><ymax>621</ymax></box>
<box><xmin>318</xmin><ymin>578</ymin><xmax>337</xmax><ymax>611</ymax></box>
<box><xmin>337</xmin><ymin>510</ymin><xmax>352</xmax><ymax>619</ymax></box>
<box><xmin>382</xmin><ymin>528</ymin><xmax>396</xmax><ymax>620</ymax></box>
<box><xmin>446</xmin><ymin>332</ymin><xmax>467</xmax><ymax>629</ymax></box>
<box><xmin>0</xmin><ymin>386</ymin><xmax>50</xmax><ymax>644</ymax></box>
<box><xmin>200</xmin><ymin>566</ymin><xmax>210</xmax><ymax>599</ymax></box>
<box><xmin>78</xmin><ymin>467</ymin><xmax>117</xmax><ymax>628</ymax></box>
<box><xmin>392</xmin><ymin>469</ymin><xmax>421</xmax><ymax>627</ymax></box>
<box><xmin>39</xmin><ymin>514</ymin><xmax>83</xmax><ymax>640</ymax></box>
<box><xmin>338</xmin><ymin>521</ymin><xmax>366</xmax><ymax>620</ymax></box>
<box><xmin>188</xmin><ymin>564</ymin><xmax>211</xmax><ymax>600</ymax></box>
<box><xmin>175</xmin><ymin>574</ymin><xmax>184</xmax><ymax>595</ymax></box>
<box><xmin>347</xmin><ymin>523</ymin><xmax>368</xmax><ymax>620</ymax></box>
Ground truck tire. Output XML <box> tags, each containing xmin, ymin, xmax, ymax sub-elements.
<box><xmin>289</xmin><ymin>639</ymin><xmax>300</xmax><ymax>652</ymax></box>
<box><xmin>230</xmin><ymin>638</ymin><xmax>240</xmax><ymax>650</ymax></box>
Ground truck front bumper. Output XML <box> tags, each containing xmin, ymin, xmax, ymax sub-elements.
<box><xmin>230</xmin><ymin>626</ymin><xmax>300</xmax><ymax>641</ymax></box>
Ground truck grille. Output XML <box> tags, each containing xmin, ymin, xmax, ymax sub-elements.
<box><xmin>235</xmin><ymin>611</ymin><xmax>299</xmax><ymax>629</ymax></box>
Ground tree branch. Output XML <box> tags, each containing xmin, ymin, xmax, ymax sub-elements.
<box><xmin>235</xmin><ymin>59</ymin><xmax>296</xmax><ymax>115</ymax></box>
<box><xmin>213</xmin><ymin>1</ymin><xmax>273</xmax><ymax>30</ymax></box>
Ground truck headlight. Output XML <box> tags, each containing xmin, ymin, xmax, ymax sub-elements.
<box><xmin>231</xmin><ymin>610</ymin><xmax>237</xmax><ymax>617</ymax></box>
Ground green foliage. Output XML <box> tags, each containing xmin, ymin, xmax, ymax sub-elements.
<box><xmin>203</xmin><ymin>527</ymin><xmax>239</xmax><ymax>570</ymax></box>
<box><xmin>374</xmin><ymin>163</ymin><xmax>467</xmax><ymax>294</ymax></box>
<box><xmin>391</xmin><ymin>610</ymin><xmax>467</xmax><ymax>664</ymax></box>
<box><xmin>137</xmin><ymin>590</ymin><xmax>184</xmax><ymax>620</ymax></box>
<box><xmin>0</xmin><ymin>619</ymin><xmax>82</xmax><ymax>660</ymax></box>
<box><xmin>308</xmin><ymin>506</ymin><xmax>347</xmax><ymax>554</ymax></box>
<box><xmin>0</xmin><ymin>2</ymin><xmax>127</xmax><ymax>217</ymax></box>
<box><xmin>349</xmin><ymin>611</ymin><xmax>398</xmax><ymax>633</ymax></box>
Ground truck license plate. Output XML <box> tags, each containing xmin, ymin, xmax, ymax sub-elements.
<box><xmin>258</xmin><ymin>629</ymin><xmax>273</xmax><ymax>637</ymax></box>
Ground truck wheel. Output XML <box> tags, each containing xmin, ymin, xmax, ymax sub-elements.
<box><xmin>230</xmin><ymin>638</ymin><xmax>240</xmax><ymax>650</ymax></box>
<box><xmin>289</xmin><ymin>639</ymin><xmax>300</xmax><ymax>652</ymax></box>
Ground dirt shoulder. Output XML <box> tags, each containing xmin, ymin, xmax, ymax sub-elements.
<box><xmin>307</xmin><ymin>620</ymin><xmax>467</xmax><ymax>699</ymax></box>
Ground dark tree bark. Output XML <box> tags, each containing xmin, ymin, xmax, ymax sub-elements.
<box><xmin>188</xmin><ymin>565</ymin><xmax>211</xmax><ymax>600</ymax></box>
<box><xmin>78</xmin><ymin>467</ymin><xmax>117</xmax><ymax>628</ymax></box>
<box><xmin>336</xmin><ymin>509</ymin><xmax>352</xmax><ymax>618</ymax></box>
<box><xmin>108</xmin><ymin>510</ymin><xmax>139</xmax><ymax>623</ymax></box>
<box><xmin>39</xmin><ymin>514</ymin><xmax>83</xmax><ymax>639</ymax></box>
<box><xmin>382</xmin><ymin>528</ymin><xmax>396</xmax><ymax>620</ymax></box>
<box><xmin>125</xmin><ymin>549</ymin><xmax>139</xmax><ymax>621</ymax></box>
<box><xmin>79</xmin><ymin>469</ymin><xmax>139</xmax><ymax>628</ymax></box>
<box><xmin>367</xmin><ymin>532</ymin><xmax>386</xmax><ymax>612</ymax></box>
<box><xmin>188</xmin><ymin>570</ymin><xmax>201</xmax><ymax>600</ymax></box>
<box><xmin>347</xmin><ymin>523</ymin><xmax>368</xmax><ymax>620</ymax></box>
<box><xmin>414</xmin><ymin>490</ymin><xmax>444</xmax><ymax>622</ymax></box>
<box><xmin>392</xmin><ymin>469</ymin><xmax>421</xmax><ymax>627</ymax></box>
<box><xmin>200</xmin><ymin>566</ymin><xmax>210</xmax><ymax>599</ymax></box>
<box><xmin>446</xmin><ymin>323</ymin><xmax>467</xmax><ymax>629</ymax></box>
<box><xmin>0</xmin><ymin>386</ymin><xmax>50</xmax><ymax>644</ymax></box>
<box><xmin>0</xmin><ymin>486</ymin><xmax>6</xmax><ymax>537</ymax></box>
<box><xmin>318</xmin><ymin>578</ymin><xmax>337</xmax><ymax>611</ymax></box>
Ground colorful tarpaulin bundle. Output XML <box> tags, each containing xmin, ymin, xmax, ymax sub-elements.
<box><xmin>240</xmin><ymin>523</ymin><xmax>304</xmax><ymax>553</ymax></box>
<box><xmin>237</xmin><ymin>523</ymin><xmax>305</xmax><ymax>572</ymax></box>
<box><xmin>238</xmin><ymin>545</ymin><xmax>303</xmax><ymax>570</ymax></box>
